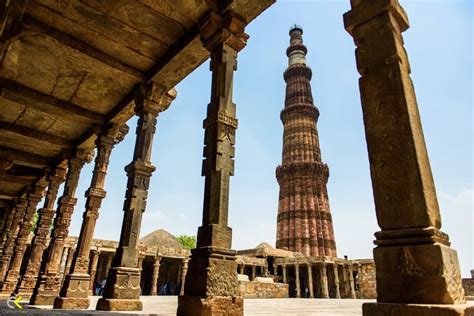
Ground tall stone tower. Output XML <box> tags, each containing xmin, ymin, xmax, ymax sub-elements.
<box><xmin>275</xmin><ymin>25</ymin><xmax>337</xmax><ymax>257</ymax></box>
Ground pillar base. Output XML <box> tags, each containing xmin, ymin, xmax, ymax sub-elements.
<box><xmin>53</xmin><ymin>296</ymin><xmax>90</xmax><ymax>309</ymax></box>
<box><xmin>363</xmin><ymin>302</ymin><xmax>474</xmax><ymax>316</ymax></box>
<box><xmin>177</xmin><ymin>295</ymin><xmax>243</xmax><ymax>316</ymax></box>
<box><xmin>374</xmin><ymin>242</ymin><xmax>465</xmax><ymax>304</ymax></box>
<box><xmin>96</xmin><ymin>298</ymin><xmax>142</xmax><ymax>311</ymax></box>
<box><xmin>29</xmin><ymin>274</ymin><xmax>62</xmax><ymax>305</ymax></box>
<box><xmin>29</xmin><ymin>294</ymin><xmax>56</xmax><ymax>305</ymax></box>
<box><xmin>95</xmin><ymin>266</ymin><xmax>142</xmax><ymax>311</ymax></box>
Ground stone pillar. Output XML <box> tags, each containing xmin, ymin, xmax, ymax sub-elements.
<box><xmin>62</xmin><ymin>247</ymin><xmax>75</xmax><ymax>282</ymax></box>
<box><xmin>150</xmin><ymin>256</ymin><xmax>161</xmax><ymax>296</ymax></box>
<box><xmin>320</xmin><ymin>263</ymin><xmax>329</xmax><ymax>298</ymax></box>
<box><xmin>17</xmin><ymin>167</ymin><xmax>67</xmax><ymax>297</ymax></box>
<box><xmin>307</xmin><ymin>264</ymin><xmax>314</xmax><ymax>298</ymax></box>
<box><xmin>282</xmin><ymin>264</ymin><xmax>287</xmax><ymax>284</ymax></box>
<box><xmin>273</xmin><ymin>263</ymin><xmax>277</xmax><ymax>277</ymax></box>
<box><xmin>179</xmin><ymin>259</ymin><xmax>188</xmax><ymax>296</ymax></box>
<box><xmin>0</xmin><ymin>203</ymin><xmax>14</xmax><ymax>259</ymax></box>
<box><xmin>0</xmin><ymin>198</ymin><xmax>28</xmax><ymax>282</ymax></box>
<box><xmin>295</xmin><ymin>264</ymin><xmax>301</xmax><ymax>298</ymax></box>
<box><xmin>30</xmin><ymin>149</ymin><xmax>93</xmax><ymax>305</ymax></box>
<box><xmin>89</xmin><ymin>249</ymin><xmax>100</xmax><ymax>295</ymax></box>
<box><xmin>342</xmin><ymin>264</ymin><xmax>349</xmax><ymax>298</ymax></box>
<box><xmin>55</xmin><ymin>124</ymin><xmax>128</xmax><ymax>310</ymax></box>
<box><xmin>357</xmin><ymin>264</ymin><xmax>363</xmax><ymax>298</ymax></box>
<box><xmin>344</xmin><ymin>1</ymin><xmax>469</xmax><ymax>314</ymax></box>
<box><xmin>58</xmin><ymin>247</ymin><xmax>70</xmax><ymax>282</ymax></box>
<box><xmin>251</xmin><ymin>265</ymin><xmax>256</xmax><ymax>281</ymax></box>
<box><xmin>0</xmin><ymin>182</ymin><xmax>46</xmax><ymax>295</ymax></box>
<box><xmin>238</xmin><ymin>264</ymin><xmax>244</xmax><ymax>275</ymax></box>
<box><xmin>333</xmin><ymin>264</ymin><xmax>340</xmax><ymax>299</ymax></box>
<box><xmin>96</xmin><ymin>84</ymin><xmax>175</xmax><ymax>312</ymax></box>
<box><xmin>178</xmin><ymin>10</ymin><xmax>248</xmax><ymax>316</ymax></box>
<box><xmin>348</xmin><ymin>263</ymin><xmax>356</xmax><ymax>299</ymax></box>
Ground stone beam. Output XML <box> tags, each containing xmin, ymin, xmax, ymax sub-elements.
<box><xmin>0</xmin><ymin>0</ymin><xmax>30</xmax><ymax>63</ymax></box>
<box><xmin>1</xmin><ymin>175</ymin><xmax>36</xmax><ymax>185</ymax></box>
<box><xmin>22</xmin><ymin>16</ymin><xmax>145</xmax><ymax>82</ymax></box>
<box><xmin>0</xmin><ymin>78</ymin><xmax>104</xmax><ymax>125</ymax></box>
<box><xmin>0</xmin><ymin>121</ymin><xmax>73</xmax><ymax>149</ymax></box>
<box><xmin>0</xmin><ymin>189</ymin><xmax>17</xmax><ymax>199</ymax></box>
<box><xmin>0</xmin><ymin>147</ymin><xmax>53</xmax><ymax>169</ymax></box>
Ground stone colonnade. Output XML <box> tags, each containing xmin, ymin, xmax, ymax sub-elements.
<box><xmin>274</xmin><ymin>262</ymin><xmax>356</xmax><ymax>299</ymax></box>
<box><xmin>0</xmin><ymin>0</ymin><xmax>469</xmax><ymax>315</ymax></box>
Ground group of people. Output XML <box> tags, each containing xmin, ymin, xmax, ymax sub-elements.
<box><xmin>93</xmin><ymin>279</ymin><xmax>107</xmax><ymax>296</ymax></box>
<box><xmin>158</xmin><ymin>281</ymin><xmax>179</xmax><ymax>295</ymax></box>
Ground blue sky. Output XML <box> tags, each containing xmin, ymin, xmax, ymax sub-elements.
<box><xmin>67</xmin><ymin>1</ymin><xmax>473</xmax><ymax>277</ymax></box>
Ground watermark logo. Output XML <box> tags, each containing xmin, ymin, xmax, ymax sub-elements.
<box><xmin>6</xmin><ymin>295</ymin><xmax>23</xmax><ymax>310</ymax></box>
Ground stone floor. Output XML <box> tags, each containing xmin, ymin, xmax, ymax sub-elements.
<box><xmin>1</xmin><ymin>296</ymin><xmax>472</xmax><ymax>315</ymax></box>
<box><xmin>0</xmin><ymin>296</ymin><xmax>373</xmax><ymax>315</ymax></box>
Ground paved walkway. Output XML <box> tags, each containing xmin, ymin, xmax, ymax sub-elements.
<box><xmin>1</xmin><ymin>296</ymin><xmax>373</xmax><ymax>315</ymax></box>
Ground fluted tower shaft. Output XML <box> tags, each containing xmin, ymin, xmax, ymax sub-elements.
<box><xmin>276</xmin><ymin>26</ymin><xmax>337</xmax><ymax>257</ymax></box>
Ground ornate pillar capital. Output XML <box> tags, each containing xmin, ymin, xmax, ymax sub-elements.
<box><xmin>199</xmin><ymin>10</ymin><xmax>249</xmax><ymax>53</ymax></box>
<box><xmin>134</xmin><ymin>82</ymin><xmax>177</xmax><ymax>116</ymax></box>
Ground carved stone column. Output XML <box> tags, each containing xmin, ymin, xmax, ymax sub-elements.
<box><xmin>0</xmin><ymin>182</ymin><xmax>47</xmax><ymax>295</ymax></box>
<box><xmin>178</xmin><ymin>10</ymin><xmax>248</xmax><ymax>316</ymax></box>
<box><xmin>0</xmin><ymin>203</ymin><xmax>14</xmax><ymax>259</ymax></box>
<box><xmin>179</xmin><ymin>259</ymin><xmax>188</xmax><ymax>296</ymax></box>
<box><xmin>17</xmin><ymin>166</ymin><xmax>67</xmax><ymax>297</ymax></box>
<box><xmin>333</xmin><ymin>264</ymin><xmax>340</xmax><ymax>299</ymax></box>
<box><xmin>96</xmin><ymin>84</ymin><xmax>175</xmax><ymax>312</ymax></box>
<box><xmin>295</xmin><ymin>263</ymin><xmax>301</xmax><ymax>298</ymax></box>
<box><xmin>342</xmin><ymin>264</ymin><xmax>349</xmax><ymax>298</ymax></box>
<box><xmin>62</xmin><ymin>247</ymin><xmax>75</xmax><ymax>282</ymax></box>
<box><xmin>251</xmin><ymin>265</ymin><xmax>256</xmax><ymax>281</ymax></box>
<box><xmin>320</xmin><ymin>263</ymin><xmax>329</xmax><ymax>298</ymax></box>
<box><xmin>307</xmin><ymin>264</ymin><xmax>314</xmax><ymax>298</ymax></box>
<box><xmin>282</xmin><ymin>264</ymin><xmax>287</xmax><ymax>284</ymax></box>
<box><xmin>344</xmin><ymin>1</ymin><xmax>469</xmax><ymax>314</ymax></box>
<box><xmin>55</xmin><ymin>124</ymin><xmax>128</xmax><ymax>309</ymax></box>
<box><xmin>30</xmin><ymin>149</ymin><xmax>93</xmax><ymax>305</ymax></box>
<box><xmin>150</xmin><ymin>256</ymin><xmax>161</xmax><ymax>296</ymax></box>
<box><xmin>58</xmin><ymin>247</ymin><xmax>70</xmax><ymax>283</ymax></box>
<box><xmin>348</xmin><ymin>263</ymin><xmax>356</xmax><ymax>299</ymax></box>
<box><xmin>357</xmin><ymin>264</ymin><xmax>363</xmax><ymax>299</ymax></box>
<box><xmin>0</xmin><ymin>198</ymin><xmax>27</xmax><ymax>282</ymax></box>
<box><xmin>89</xmin><ymin>249</ymin><xmax>100</xmax><ymax>294</ymax></box>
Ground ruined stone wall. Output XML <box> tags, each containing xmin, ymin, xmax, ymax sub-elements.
<box><xmin>462</xmin><ymin>279</ymin><xmax>474</xmax><ymax>297</ymax></box>
<box><xmin>359</xmin><ymin>262</ymin><xmax>376</xmax><ymax>299</ymax></box>
<box><xmin>239</xmin><ymin>281</ymin><xmax>288</xmax><ymax>298</ymax></box>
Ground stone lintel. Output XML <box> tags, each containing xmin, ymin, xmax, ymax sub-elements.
<box><xmin>343</xmin><ymin>0</ymin><xmax>409</xmax><ymax>35</ymax></box>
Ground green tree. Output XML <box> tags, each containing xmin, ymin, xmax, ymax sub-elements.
<box><xmin>31</xmin><ymin>210</ymin><xmax>39</xmax><ymax>233</ymax></box>
<box><xmin>176</xmin><ymin>235</ymin><xmax>196</xmax><ymax>250</ymax></box>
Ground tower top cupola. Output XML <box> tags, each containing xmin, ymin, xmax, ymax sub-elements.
<box><xmin>287</xmin><ymin>24</ymin><xmax>308</xmax><ymax>66</ymax></box>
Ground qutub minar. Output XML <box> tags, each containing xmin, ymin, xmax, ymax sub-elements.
<box><xmin>276</xmin><ymin>25</ymin><xmax>337</xmax><ymax>258</ymax></box>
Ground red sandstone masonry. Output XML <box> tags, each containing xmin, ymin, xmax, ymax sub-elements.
<box><xmin>276</xmin><ymin>26</ymin><xmax>337</xmax><ymax>257</ymax></box>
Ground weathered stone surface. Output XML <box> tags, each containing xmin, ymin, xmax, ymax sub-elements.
<box><xmin>96</xmin><ymin>298</ymin><xmax>143</xmax><ymax>311</ymax></box>
<box><xmin>55</xmin><ymin>124</ymin><xmax>128</xmax><ymax>309</ymax></box>
<box><xmin>239</xmin><ymin>280</ymin><xmax>288</xmax><ymax>299</ymax></box>
<box><xmin>343</xmin><ymin>0</ymin><xmax>467</xmax><ymax>312</ymax></box>
<box><xmin>17</xmin><ymin>166</ymin><xmax>66</xmax><ymax>297</ymax></box>
<box><xmin>275</xmin><ymin>25</ymin><xmax>337</xmax><ymax>258</ymax></box>
<box><xmin>30</xmin><ymin>149</ymin><xmax>92</xmax><ymax>305</ymax></box>
<box><xmin>177</xmin><ymin>295</ymin><xmax>243</xmax><ymax>316</ymax></box>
